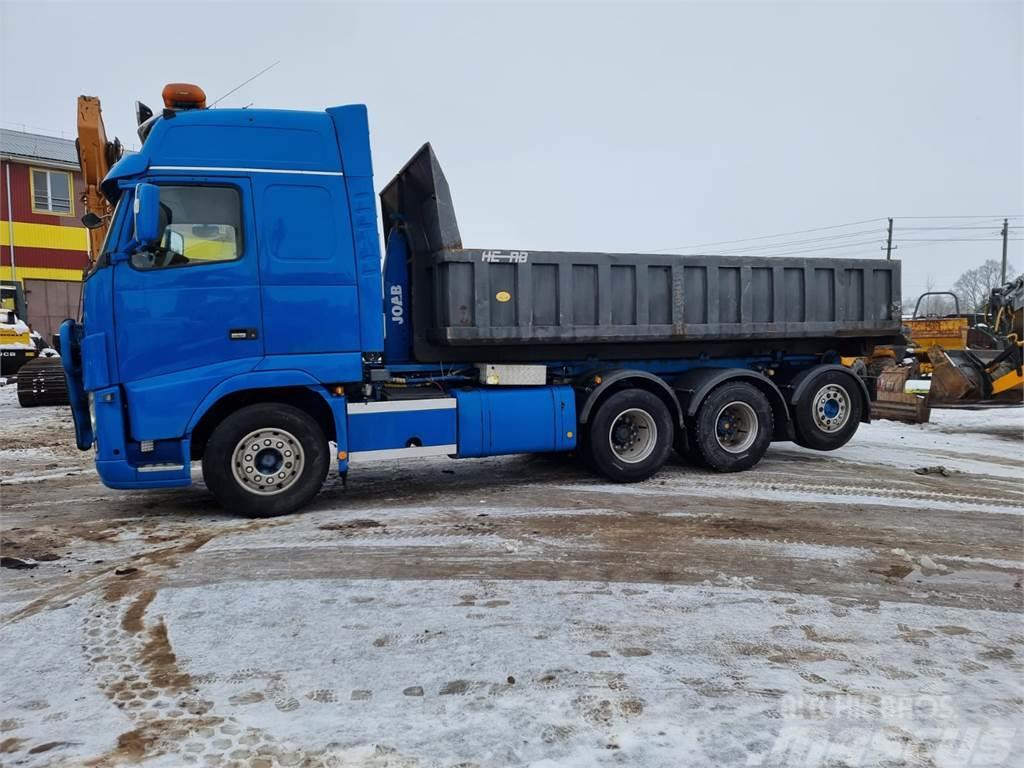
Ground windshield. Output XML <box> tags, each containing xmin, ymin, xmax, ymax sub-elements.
<box><xmin>85</xmin><ymin>196</ymin><xmax>126</xmax><ymax>278</ymax></box>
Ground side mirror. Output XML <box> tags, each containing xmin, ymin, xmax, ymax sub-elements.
<box><xmin>133</xmin><ymin>183</ymin><xmax>161</xmax><ymax>246</ymax></box>
<box><xmin>81</xmin><ymin>212</ymin><xmax>104</xmax><ymax>230</ymax></box>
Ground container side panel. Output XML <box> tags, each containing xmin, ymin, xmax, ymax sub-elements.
<box><xmin>648</xmin><ymin>266</ymin><xmax>672</xmax><ymax>325</ymax></box>
<box><xmin>719</xmin><ymin>267</ymin><xmax>741</xmax><ymax>324</ymax></box>
<box><xmin>611</xmin><ymin>265</ymin><xmax>637</xmax><ymax>325</ymax></box>
<box><xmin>573</xmin><ymin>265</ymin><xmax>598</xmax><ymax>325</ymax></box>
<box><xmin>751</xmin><ymin>267</ymin><xmax>773</xmax><ymax>322</ymax></box>
<box><xmin>416</xmin><ymin>248</ymin><xmax>901</xmax><ymax>357</ymax></box>
<box><xmin>683</xmin><ymin>266</ymin><xmax>707</xmax><ymax>324</ymax></box>
<box><xmin>532</xmin><ymin>264</ymin><xmax>559</xmax><ymax>326</ymax></box>
<box><xmin>489</xmin><ymin>263</ymin><xmax>517</xmax><ymax>326</ymax></box>
<box><xmin>812</xmin><ymin>268</ymin><xmax>836</xmax><ymax>322</ymax></box>
<box><xmin>783</xmin><ymin>268</ymin><xmax>805</xmax><ymax>322</ymax></box>
<box><xmin>873</xmin><ymin>269</ymin><xmax>893</xmax><ymax>321</ymax></box>
<box><xmin>441</xmin><ymin>262</ymin><xmax>474</xmax><ymax>327</ymax></box>
<box><xmin>845</xmin><ymin>269</ymin><xmax>864</xmax><ymax>321</ymax></box>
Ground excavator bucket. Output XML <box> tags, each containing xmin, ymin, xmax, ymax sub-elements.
<box><xmin>871</xmin><ymin>365</ymin><xmax>931</xmax><ymax>423</ymax></box>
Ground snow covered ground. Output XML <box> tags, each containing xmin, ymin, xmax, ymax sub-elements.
<box><xmin>0</xmin><ymin>385</ymin><xmax>1021</xmax><ymax>767</ymax></box>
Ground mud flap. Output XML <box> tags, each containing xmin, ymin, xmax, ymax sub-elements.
<box><xmin>59</xmin><ymin>319</ymin><xmax>94</xmax><ymax>450</ymax></box>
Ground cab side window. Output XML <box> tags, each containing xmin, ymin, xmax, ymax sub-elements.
<box><xmin>132</xmin><ymin>186</ymin><xmax>243</xmax><ymax>270</ymax></box>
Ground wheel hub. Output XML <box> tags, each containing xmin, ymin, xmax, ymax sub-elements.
<box><xmin>812</xmin><ymin>384</ymin><xmax>850</xmax><ymax>433</ymax></box>
<box><xmin>608</xmin><ymin>408</ymin><xmax>658</xmax><ymax>464</ymax></box>
<box><xmin>232</xmin><ymin>428</ymin><xmax>304</xmax><ymax>496</ymax></box>
<box><xmin>714</xmin><ymin>401</ymin><xmax>758</xmax><ymax>454</ymax></box>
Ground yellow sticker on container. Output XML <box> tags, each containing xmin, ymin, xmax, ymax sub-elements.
<box><xmin>495</xmin><ymin>290</ymin><xmax>512</xmax><ymax>303</ymax></box>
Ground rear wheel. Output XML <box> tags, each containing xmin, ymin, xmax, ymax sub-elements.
<box><xmin>792</xmin><ymin>370</ymin><xmax>862</xmax><ymax>451</ymax></box>
<box><xmin>691</xmin><ymin>382</ymin><xmax>772</xmax><ymax>472</ymax></box>
<box><xmin>203</xmin><ymin>403</ymin><xmax>329</xmax><ymax>517</ymax></box>
<box><xmin>586</xmin><ymin>389</ymin><xmax>673</xmax><ymax>483</ymax></box>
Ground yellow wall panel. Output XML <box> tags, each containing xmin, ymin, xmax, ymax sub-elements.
<box><xmin>0</xmin><ymin>220</ymin><xmax>89</xmax><ymax>251</ymax></box>
<box><xmin>8</xmin><ymin>266</ymin><xmax>84</xmax><ymax>282</ymax></box>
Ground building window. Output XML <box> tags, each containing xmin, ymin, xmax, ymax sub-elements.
<box><xmin>30</xmin><ymin>168</ymin><xmax>73</xmax><ymax>215</ymax></box>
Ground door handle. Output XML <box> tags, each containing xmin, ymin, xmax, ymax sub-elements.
<box><xmin>229</xmin><ymin>328</ymin><xmax>258</xmax><ymax>340</ymax></box>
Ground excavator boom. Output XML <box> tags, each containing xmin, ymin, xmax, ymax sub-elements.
<box><xmin>75</xmin><ymin>96</ymin><xmax>121</xmax><ymax>260</ymax></box>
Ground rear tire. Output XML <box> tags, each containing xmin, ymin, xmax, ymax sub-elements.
<box><xmin>692</xmin><ymin>382</ymin><xmax>772</xmax><ymax>472</ymax></box>
<box><xmin>203</xmin><ymin>403</ymin><xmax>329</xmax><ymax>518</ymax></box>
<box><xmin>792</xmin><ymin>370</ymin><xmax>862</xmax><ymax>451</ymax></box>
<box><xmin>586</xmin><ymin>389</ymin><xmax>673</xmax><ymax>483</ymax></box>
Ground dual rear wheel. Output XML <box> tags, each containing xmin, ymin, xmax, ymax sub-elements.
<box><xmin>584</xmin><ymin>370</ymin><xmax>861</xmax><ymax>483</ymax></box>
<box><xmin>584</xmin><ymin>381</ymin><xmax>775</xmax><ymax>482</ymax></box>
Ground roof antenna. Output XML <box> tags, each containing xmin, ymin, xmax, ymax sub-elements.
<box><xmin>209</xmin><ymin>60</ymin><xmax>281</xmax><ymax>108</ymax></box>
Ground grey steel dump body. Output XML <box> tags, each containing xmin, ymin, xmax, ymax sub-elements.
<box><xmin>381</xmin><ymin>145</ymin><xmax>902</xmax><ymax>363</ymax></box>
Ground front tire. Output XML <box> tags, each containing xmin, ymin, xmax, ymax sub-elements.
<box><xmin>586</xmin><ymin>389</ymin><xmax>674</xmax><ymax>483</ymax></box>
<box><xmin>792</xmin><ymin>370</ymin><xmax>862</xmax><ymax>451</ymax></box>
<box><xmin>203</xmin><ymin>403</ymin><xmax>329</xmax><ymax>518</ymax></box>
<box><xmin>691</xmin><ymin>382</ymin><xmax>773</xmax><ymax>472</ymax></box>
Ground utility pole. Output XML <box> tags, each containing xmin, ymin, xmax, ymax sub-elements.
<box><xmin>1000</xmin><ymin>218</ymin><xmax>1008</xmax><ymax>284</ymax></box>
<box><xmin>884</xmin><ymin>217</ymin><xmax>894</xmax><ymax>260</ymax></box>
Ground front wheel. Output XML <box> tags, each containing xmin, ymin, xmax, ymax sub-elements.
<box><xmin>202</xmin><ymin>403</ymin><xmax>329</xmax><ymax>517</ymax></box>
<box><xmin>792</xmin><ymin>370</ymin><xmax>862</xmax><ymax>451</ymax></box>
<box><xmin>691</xmin><ymin>381</ymin><xmax>773</xmax><ymax>472</ymax></box>
<box><xmin>586</xmin><ymin>389</ymin><xmax>674</xmax><ymax>483</ymax></box>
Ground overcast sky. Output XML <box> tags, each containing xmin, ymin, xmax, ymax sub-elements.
<box><xmin>1</xmin><ymin>0</ymin><xmax>1020</xmax><ymax>297</ymax></box>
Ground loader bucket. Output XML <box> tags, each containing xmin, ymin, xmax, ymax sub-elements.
<box><xmin>379</xmin><ymin>143</ymin><xmax>462</xmax><ymax>257</ymax></box>
<box><xmin>871</xmin><ymin>365</ymin><xmax>931</xmax><ymax>423</ymax></box>
<box><xmin>926</xmin><ymin>345</ymin><xmax>984</xmax><ymax>402</ymax></box>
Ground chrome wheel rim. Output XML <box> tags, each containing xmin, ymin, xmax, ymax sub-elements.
<box><xmin>231</xmin><ymin>428</ymin><xmax>304</xmax><ymax>495</ymax></box>
<box><xmin>715</xmin><ymin>401</ymin><xmax>758</xmax><ymax>454</ymax></box>
<box><xmin>608</xmin><ymin>408</ymin><xmax>658</xmax><ymax>464</ymax></box>
<box><xmin>812</xmin><ymin>384</ymin><xmax>850</xmax><ymax>433</ymax></box>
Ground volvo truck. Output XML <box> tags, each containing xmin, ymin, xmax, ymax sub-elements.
<box><xmin>60</xmin><ymin>84</ymin><xmax>902</xmax><ymax>517</ymax></box>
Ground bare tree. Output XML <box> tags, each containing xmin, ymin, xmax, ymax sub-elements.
<box><xmin>952</xmin><ymin>259</ymin><xmax>1017</xmax><ymax>314</ymax></box>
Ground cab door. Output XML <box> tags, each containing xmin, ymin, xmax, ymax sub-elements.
<box><xmin>112</xmin><ymin>178</ymin><xmax>263</xmax><ymax>436</ymax></box>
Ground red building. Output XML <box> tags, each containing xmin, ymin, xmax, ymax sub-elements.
<box><xmin>1</xmin><ymin>128</ymin><xmax>89</xmax><ymax>340</ymax></box>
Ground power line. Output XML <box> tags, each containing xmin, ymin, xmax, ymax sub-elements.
<box><xmin>641</xmin><ymin>218</ymin><xmax>886</xmax><ymax>253</ymax></box>
<box><xmin>897</xmin><ymin>237</ymin><xmax>1020</xmax><ymax>242</ymax></box>
<box><xmin>716</xmin><ymin>239</ymin><xmax>886</xmax><ymax>258</ymax></box>
<box><xmin>894</xmin><ymin>214</ymin><xmax>1023</xmax><ymax>220</ymax></box>
<box><xmin>712</xmin><ymin>228</ymin><xmax>885</xmax><ymax>254</ymax></box>
<box><xmin>897</xmin><ymin>225</ymin><xmax>1016</xmax><ymax>231</ymax></box>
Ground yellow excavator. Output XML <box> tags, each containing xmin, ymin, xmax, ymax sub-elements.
<box><xmin>17</xmin><ymin>96</ymin><xmax>123</xmax><ymax>406</ymax></box>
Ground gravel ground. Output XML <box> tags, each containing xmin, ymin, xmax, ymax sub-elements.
<box><xmin>0</xmin><ymin>383</ymin><xmax>1021</xmax><ymax>767</ymax></box>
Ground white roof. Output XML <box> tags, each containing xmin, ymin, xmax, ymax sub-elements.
<box><xmin>0</xmin><ymin>128</ymin><xmax>78</xmax><ymax>169</ymax></box>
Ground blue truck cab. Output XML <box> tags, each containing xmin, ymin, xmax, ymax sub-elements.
<box><xmin>61</xmin><ymin>86</ymin><xmax>898</xmax><ymax>517</ymax></box>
